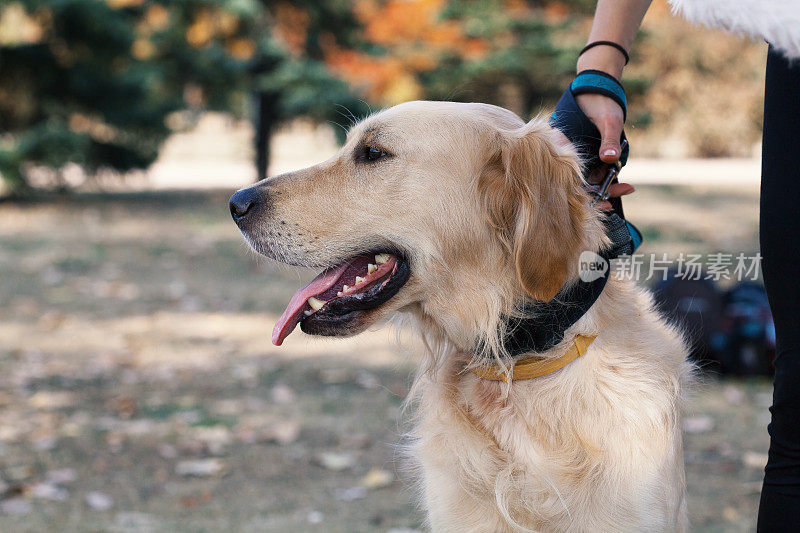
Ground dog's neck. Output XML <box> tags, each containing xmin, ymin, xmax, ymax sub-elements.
<box><xmin>411</xmin><ymin>208</ymin><xmax>627</xmax><ymax>364</ymax></box>
<box><xmin>412</xmin><ymin>272</ymin><xmax>598</xmax><ymax>366</ymax></box>
<box><xmin>412</xmin><ymin>274</ymin><xmax>622</xmax><ymax>378</ymax></box>
<box><xmin>496</xmin><ymin>211</ymin><xmax>638</xmax><ymax>358</ymax></box>
<box><xmin>495</xmin><ymin>273</ymin><xmax>608</xmax><ymax>357</ymax></box>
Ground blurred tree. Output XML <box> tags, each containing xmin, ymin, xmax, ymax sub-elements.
<box><xmin>0</xmin><ymin>0</ymin><xmax>368</xmax><ymax>191</ymax></box>
<box><xmin>323</xmin><ymin>0</ymin><xmax>594</xmax><ymax>117</ymax></box>
<box><xmin>324</xmin><ymin>0</ymin><xmax>764</xmax><ymax>158</ymax></box>
<box><xmin>0</xmin><ymin>0</ymin><xmax>763</xmax><ymax>193</ymax></box>
<box><xmin>250</xmin><ymin>1</ymin><xmax>370</xmax><ymax>180</ymax></box>
<box><xmin>0</xmin><ymin>0</ymin><xmax>260</xmax><ymax>192</ymax></box>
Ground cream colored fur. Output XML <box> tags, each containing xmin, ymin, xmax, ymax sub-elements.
<box><xmin>407</xmin><ymin>277</ymin><xmax>691</xmax><ymax>532</ymax></box>
<box><xmin>236</xmin><ymin>101</ymin><xmax>692</xmax><ymax>532</ymax></box>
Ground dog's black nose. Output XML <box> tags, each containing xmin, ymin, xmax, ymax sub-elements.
<box><xmin>229</xmin><ymin>188</ymin><xmax>256</xmax><ymax>222</ymax></box>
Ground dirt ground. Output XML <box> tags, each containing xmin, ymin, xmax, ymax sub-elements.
<box><xmin>0</xmin><ymin>186</ymin><xmax>770</xmax><ymax>532</ymax></box>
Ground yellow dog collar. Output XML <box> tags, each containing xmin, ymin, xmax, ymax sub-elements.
<box><xmin>472</xmin><ymin>334</ymin><xmax>597</xmax><ymax>381</ymax></box>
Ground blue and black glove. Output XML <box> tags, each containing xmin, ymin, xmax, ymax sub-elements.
<box><xmin>549</xmin><ymin>70</ymin><xmax>642</xmax><ymax>257</ymax></box>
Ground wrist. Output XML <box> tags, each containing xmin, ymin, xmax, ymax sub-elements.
<box><xmin>576</xmin><ymin>46</ymin><xmax>626</xmax><ymax>80</ymax></box>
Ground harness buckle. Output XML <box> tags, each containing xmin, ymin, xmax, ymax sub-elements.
<box><xmin>587</xmin><ymin>139</ymin><xmax>628</xmax><ymax>204</ymax></box>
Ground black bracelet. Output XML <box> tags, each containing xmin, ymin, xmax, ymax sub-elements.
<box><xmin>579</xmin><ymin>41</ymin><xmax>630</xmax><ymax>65</ymax></box>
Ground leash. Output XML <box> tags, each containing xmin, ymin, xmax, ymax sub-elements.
<box><xmin>476</xmin><ymin>70</ymin><xmax>642</xmax><ymax>381</ymax></box>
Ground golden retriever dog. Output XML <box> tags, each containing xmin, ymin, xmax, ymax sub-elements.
<box><xmin>230</xmin><ymin>101</ymin><xmax>692</xmax><ymax>532</ymax></box>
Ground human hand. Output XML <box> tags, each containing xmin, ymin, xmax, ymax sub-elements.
<box><xmin>574</xmin><ymin>89</ymin><xmax>633</xmax><ymax>209</ymax></box>
<box><xmin>575</xmin><ymin>92</ymin><xmax>625</xmax><ymax>183</ymax></box>
<box><xmin>595</xmin><ymin>182</ymin><xmax>635</xmax><ymax>212</ymax></box>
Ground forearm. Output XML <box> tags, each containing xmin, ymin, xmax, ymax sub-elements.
<box><xmin>576</xmin><ymin>0</ymin><xmax>652</xmax><ymax>79</ymax></box>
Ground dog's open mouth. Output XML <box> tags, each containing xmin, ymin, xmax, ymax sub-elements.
<box><xmin>272</xmin><ymin>252</ymin><xmax>410</xmax><ymax>345</ymax></box>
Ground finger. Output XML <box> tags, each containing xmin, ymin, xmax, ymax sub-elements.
<box><xmin>599</xmin><ymin>118</ymin><xmax>624</xmax><ymax>164</ymax></box>
<box><xmin>596</xmin><ymin>184</ymin><xmax>635</xmax><ymax>211</ymax></box>
<box><xmin>606</xmin><ymin>183</ymin><xmax>635</xmax><ymax>198</ymax></box>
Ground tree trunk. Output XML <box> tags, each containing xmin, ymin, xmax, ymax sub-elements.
<box><xmin>255</xmin><ymin>91</ymin><xmax>278</xmax><ymax>182</ymax></box>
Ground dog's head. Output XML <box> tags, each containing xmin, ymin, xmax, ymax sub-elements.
<box><xmin>231</xmin><ymin>101</ymin><xmax>602</xmax><ymax>352</ymax></box>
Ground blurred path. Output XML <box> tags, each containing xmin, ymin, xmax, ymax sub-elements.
<box><xmin>144</xmin><ymin>114</ymin><xmax>337</xmax><ymax>192</ymax></box>
<box><xmin>625</xmin><ymin>158</ymin><xmax>760</xmax><ymax>186</ymax></box>
<box><xmin>143</xmin><ymin>114</ymin><xmax>761</xmax><ymax>191</ymax></box>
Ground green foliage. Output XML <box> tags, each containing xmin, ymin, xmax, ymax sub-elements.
<box><xmin>0</xmin><ymin>1</ymin><xmax>228</xmax><ymax>190</ymax></box>
<box><xmin>256</xmin><ymin>46</ymin><xmax>369</xmax><ymax>141</ymax></box>
<box><xmin>424</xmin><ymin>0</ymin><xmax>587</xmax><ymax>114</ymax></box>
<box><xmin>249</xmin><ymin>1</ymin><xmax>370</xmax><ymax>139</ymax></box>
<box><xmin>0</xmin><ymin>0</ymin><xmax>362</xmax><ymax>192</ymax></box>
<box><xmin>0</xmin><ymin>0</ymin><xmax>687</xmax><ymax>193</ymax></box>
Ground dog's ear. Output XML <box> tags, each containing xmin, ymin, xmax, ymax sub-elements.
<box><xmin>480</xmin><ymin>118</ymin><xmax>588</xmax><ymax>301</ymax></box>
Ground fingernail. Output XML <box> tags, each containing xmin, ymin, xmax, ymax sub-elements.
<box><xmin>603</xmin><ymin>149</ymin><xmax>617</xmax><ymax>157</ymax></box>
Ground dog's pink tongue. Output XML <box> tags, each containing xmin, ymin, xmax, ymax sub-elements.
<box><xmin>272</xmin><ymin>262</ymin><xmax>349</xmax><ymax>346</ymax></box>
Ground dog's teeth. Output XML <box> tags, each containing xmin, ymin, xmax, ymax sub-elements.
<box><xmin>342</xmin><ymin>285</ymin><xmax>350</xmax><ymax>292</ymax></box>
<box><xmin>355</xmin><ymin>276</ymin><xmax>365</xmax><ymax>284</ymax></box>
<box><xmin>304</xmin><ymin>310</ymin><xmax>313</xmax><ymax>316</ymax></box>
<box><xmin>307</xmin><ymin>296</ymin><xmax>326</xmax><ymax>311</ymax></box>
<box><xmin>367</xmin><ymin>263</ymin><xmax>377</xmax><ymax>274</ymax></box>
<box><xmin>375</xmin><ymin>253</ymin><xmax>390</xmax><ymax>264</ymax></box>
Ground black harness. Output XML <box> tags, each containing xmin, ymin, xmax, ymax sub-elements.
<box><xmin>498</xmin><ymin>73</ymin><xmax>643</xmax><ymax>357</ymax></box>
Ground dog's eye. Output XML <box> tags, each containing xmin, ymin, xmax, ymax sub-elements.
<box><xmin>364</xmin><ymin>146</ymin><xmax>386</xmax><ymax>162</ymax></box>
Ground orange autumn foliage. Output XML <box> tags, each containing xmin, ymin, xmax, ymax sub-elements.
<box><xmin>272</xmin><ymin>2</ymin><xmax>310</xmax><ymax>57</ymax></box>
<box><xmin>185</xmin><ymin>8</ymin><xmax>241</xmax><ymax>48</ymax></box>
<box><xmin>322</xmin><ymin>0</ymin><xmax>488</xmax><ymax>105</ymax></box>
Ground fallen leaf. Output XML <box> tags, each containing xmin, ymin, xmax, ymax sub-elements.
<box><xmin>175</xmin><ymin>459</ymin><xmax>225</xmax><ymax>477</ymax></box>
<box><xmin>158</xmin><ymin>443</ymin><xmax>178</xmax><ymax>459</ymax></box>
<box><xmin>742</xmin><ymin>451</ymin><xmax>768</xmax><ymax>469</ymax></box>
<box><xmin>264</xmin><ymin>420</ymin><xmax>300</xmax><ymax>445</ymax></box>
<box><xmin>46</xmin><ymin>468</ymin><xmax>77</xmax><ymax>485</ymax></box>
<box><xmin>114</xmin><ymin>512</ymin><xmax>161</xmax><ymax>530</ymax></box>
<box><xmin>28</xmin><ymin>391</ymin><xmax>75</xmax><ymax>410</ymax></box>
<box><xmin>336</xmin><ymin>486</ymin><xmax>367</xmax><ymax>501</ymax></box>
<box><xmin>113</xmin><ymin>396</ymin><xmax>138</xmax><ymax>419</ymax></box>
<box><xmin>29</xmin><ymin>482</ymin><xmax>68</xmax><ymax>501</ymax></box>
<box><xmin>270</xmin><ymin>384</ymin><xmax>295</xmax><ymax>404</ymax></box>
<box><xmin>316</xmin><ymin>452</ymin><xmax>355</xmax><ymax>471</ymax></box>
<box><xmin>361</xmin><ymin>468</ymin><xmax>394</xmax><ymax>489</ymax></box>
<box><xmin>85</xmin><ymin>491</ymin><xmax>114</xmax><ymax>510</ymax></box>
<box><xmin>0</xmin><ymin>498</ymin><xmax>32</xmax><ymax>515</ymax></box>
<box><xmin>180</xmin><ymin>491</ymin><xmax>213</xmax><ymax>508</ymax></box>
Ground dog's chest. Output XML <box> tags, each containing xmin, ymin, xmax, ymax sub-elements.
<box><xmin>412</xmin><ymin>368</ymin><xmax>686</xmax><ymax>532</ymax></box>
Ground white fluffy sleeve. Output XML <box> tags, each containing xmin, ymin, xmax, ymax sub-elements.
<box><xmin>669</xmin><ymin>0</ymin><xmax>800</xmax><ymax>58</ymax></box>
